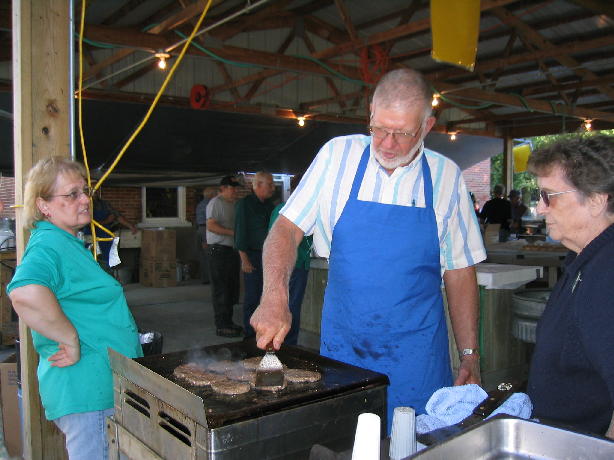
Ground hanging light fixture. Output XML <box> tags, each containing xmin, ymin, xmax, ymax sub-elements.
<box><xmin>297</xmin><ymin>116</ymin><xmax>306</xmax><ymax>127</ymax></box>
<box><xmin>584</xmin><ymin>118</ymin><xmax>592</xmax><ymax>131</ymax></box>
<box><xmin>449</xmin><ymin>131</ymin><xmax>457</xmax><ymax>141</ymax></box>
<box><xmin>155</xmin><ymin>51</ymin><xmax>171</xmax><ymax>70</ymax></box>
<box><xmin>431</xmin><ymin>94</ymin><xmax>440</xmax><ymax>107</ymax></box>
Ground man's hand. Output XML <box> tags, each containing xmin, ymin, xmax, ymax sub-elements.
<box><xmin>241</xmin><ymin>258</ymin><xmax>255</xmax><ymax>273</ymax></box>
<box><xmin>250</xmin><ymin>295</ymin><xmax>292</xmax><ymax>350</ymax></box>
<box><xmin>454</xmin><ymin>355</ymin><xmax>481</xmax><ymax>385</ymax></box>
<box><xmin>48</xmin><ymin>342</ymin><xmax>81</xmax><ymax>368</ymax></box>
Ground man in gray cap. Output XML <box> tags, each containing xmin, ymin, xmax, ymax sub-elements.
<box><xmin>206</xmin><ymin>176</ymin><xmax>242</xmax><ymax>337</ymax></box>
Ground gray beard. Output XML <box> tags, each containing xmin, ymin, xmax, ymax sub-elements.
<box><xmin>374</xmin><ymin>139</ymin><xmax>424</xmax><ymax>171</ymax></box>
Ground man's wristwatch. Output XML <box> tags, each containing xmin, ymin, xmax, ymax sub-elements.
<box><xmin>459</xmin><ymin>348</ymin><xmax>479</xmax><ymax>359</ymax></box>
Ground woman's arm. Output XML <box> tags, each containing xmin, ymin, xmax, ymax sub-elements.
<box><xmin>9</xmin><ymin>284</ymin><xmax>80</xmax><ymax>367</ymax></box>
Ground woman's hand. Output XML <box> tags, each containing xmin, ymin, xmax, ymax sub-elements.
<box><xmin>48</xmin><ymin>342</ymin><xmax>81</xmax><ymax>367</ymax></box>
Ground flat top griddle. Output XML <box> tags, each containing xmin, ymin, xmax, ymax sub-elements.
<box><xmin>134</xmin><ymin>341</ymin><xmax>389</xmax><ymax>428</ymax></box>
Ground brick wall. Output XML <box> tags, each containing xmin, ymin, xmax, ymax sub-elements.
<box><xmin>0</xmin><ymin>176</ymin><xmax>15</xmax><ymax>219</ymax></box>
<box><xmin>462</xmin><ymin>158</ymin><xmax>491</xmax><ymax>210</ymax></box>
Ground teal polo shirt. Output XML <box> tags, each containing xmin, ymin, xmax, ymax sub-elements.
<box><xmin>234</xmin><ymin>193</ymin><xmax>275</xmax><ymax>252</ymax></box>
<box><xmin>269</xmin><ymin>203</ymin><xmax>313</xmax><ymax>270</ymax></box>
<box><xmin>7</xmin><ymin>221</ymin><xmax>142</xmax><ymax>420</ymax></box>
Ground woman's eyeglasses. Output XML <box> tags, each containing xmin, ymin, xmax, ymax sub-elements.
<box><xmin>48</xmin><ymin>186</ymin><xmax>93</xmax><ymax>202</ymax></box>
<box><xmin>539</xmin><ymin>189</ymin><xmax>576</xmax><ymax>207</ymax></box>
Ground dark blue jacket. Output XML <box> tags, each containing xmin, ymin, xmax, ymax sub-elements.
<box><xmin>527</xmin><ymin>224</ymin><xmax>614</xmax><ymax>435</ymax></box>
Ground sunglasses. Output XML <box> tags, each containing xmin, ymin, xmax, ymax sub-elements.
<box><xmin>539</xmin><ymin>189</ymin><xmax>576</xmax><ymax>207</ymax></box>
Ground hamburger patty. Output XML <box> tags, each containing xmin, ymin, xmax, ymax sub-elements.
<box><xmin>285</xmin><ymin>368</ymin><xmax>321</xmax><ymax>384</ymax></box>
<box><xmin>210</xmin><ymin>379</ymin><xmax>251</xmax><ymax>395</ymax></box>
<box><xmin>173</xmin><ymin>363</ymin><xmax>226</xmax><ymax>386</ymax></box>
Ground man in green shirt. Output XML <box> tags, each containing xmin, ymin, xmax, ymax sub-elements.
<box><xmin>234</xmin><ymin>171</ymin><xmax>275</xmax><ymax>339</ymax></box>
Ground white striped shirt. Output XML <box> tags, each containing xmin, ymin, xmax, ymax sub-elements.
<box><xmin>280</xmin><ymin>134</ymin><xmax>486</xmax><ymax>272</ymax></box>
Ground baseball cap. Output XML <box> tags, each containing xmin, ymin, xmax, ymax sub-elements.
<box><xmin>220</xmin><ymin>176</ymin><xmax>240</xmax><ymax>187</ymax></box>
<box><xmin>509</xmin><ymin>189</ymin><xmax>520</xmax><ymax>198</ymax></box>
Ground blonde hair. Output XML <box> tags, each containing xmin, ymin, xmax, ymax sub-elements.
<box><xmin>23</xmin><ymin>157</ymin><xmax>87</xmax><ymax>229</ymax></box>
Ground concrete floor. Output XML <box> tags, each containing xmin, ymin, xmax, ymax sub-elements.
<box><xmin>125</xmin><ymin>279</ymin><xmax>245</xmax><ymax>353</ymax></box>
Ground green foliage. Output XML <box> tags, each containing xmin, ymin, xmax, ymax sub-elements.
<box><xmin>490</xmin><ymin>130</ymin><xmax>614</xmax><ymax>199</ymax></box>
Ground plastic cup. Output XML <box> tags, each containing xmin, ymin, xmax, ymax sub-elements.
<box><xmin>389</xmin><ymin>406</ymin><xmax>416</xmax><ymax>460</ymax></box>
<box><xmin>351</xmin><ymin>412</ymin><xmax>381</xmax><ymax>460</ymax></box>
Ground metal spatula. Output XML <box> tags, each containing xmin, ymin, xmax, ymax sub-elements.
<box><xmin>255</xmin><ymin>343</ymin><xmax>284</xmax><ymax>387</ymax></box>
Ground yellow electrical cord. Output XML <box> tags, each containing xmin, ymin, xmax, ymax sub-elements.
<box><xmin>76</xmin><ymin>0</ymin><xmax>213</xmax><ymax>259</ymax></box>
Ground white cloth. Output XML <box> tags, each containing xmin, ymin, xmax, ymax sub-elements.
<box><xmin>415</xmin><ymin>384</ymin><xmax>533</xmax><ymax>434</ymax></box>
<box><xmin>280</xmin><ymin>135</ymin><xmax>486</xmax><ymax>271</ymax></box>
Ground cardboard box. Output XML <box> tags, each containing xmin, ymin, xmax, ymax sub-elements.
<box><xmin>1</xmin><ymin>356</ymin><xmax>22</xmax><ymax>458</ymax></box>
<box><xmin>140</xmin><ymin>229</ymin><xmax>176</xmax><ymax>259</ymax></box>
<box><xmin>118</xmin><ymin>229</ymin><xmax>142</xmax><ymax>249</ymax></box>
<box><xmin>139</xmin><ymin>258</ymin><xmax>177</xmax><ymax>288</ymax></box>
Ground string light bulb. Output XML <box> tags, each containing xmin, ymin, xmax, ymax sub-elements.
<box><xmin>297</xmin><ymin>116</ymin><xmax>306</xmax><ymax>127</ymax></box>
<box><xmin>432</xmin><ymin>94</ymin><xmax>440</xmax><ymax>107</ymax></box>
<box><xmin>155</xmin><ymin>52</ymin><xmax>171</xmax><ymax>70</ymax></box>
<box><xmin>450</xmin><ymin>132</ymin><xmax>457</xmax><ymax>141</ymax></box>
<box><xmin>584</xmin><ymin>119</ymin><xmax>592</xmax><ymax>131</ymax></box>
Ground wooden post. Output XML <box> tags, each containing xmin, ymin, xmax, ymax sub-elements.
<box><xmin>502</xmin><ymin>135</ymin><xmax>514</xmax><ymax>196</ymax></box>
<box><xmin>12</xmin><ymin>0</ymin><xmax>71</xmax><ymax>458</ymax></box>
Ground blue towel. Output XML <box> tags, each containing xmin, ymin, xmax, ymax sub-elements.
<box><xmin>416</xmin><ymin>384</ymin><xmax>533</xmax><ymax>434</ymax></box>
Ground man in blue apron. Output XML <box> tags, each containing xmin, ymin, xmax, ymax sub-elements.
<box><xmin>251</xmin><ymin>69</ymin><xmax>486</xmax><ymax>430</ymax></box>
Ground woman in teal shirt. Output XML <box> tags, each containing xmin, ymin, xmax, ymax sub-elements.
<box><xmin>8</xmin><ymin>157</ymin><xmax>142</xmax><ymax>460</ymax></box>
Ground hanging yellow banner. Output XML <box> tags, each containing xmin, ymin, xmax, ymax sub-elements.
<box><xmin>513</xmin><ymin>143</ymin><xmax>532</xmax><ymax>173</ymax></box>
<box><xmin>431</xmin><ymin>0</ymin><xmax>480</xmax><ymax>71</ymax></box>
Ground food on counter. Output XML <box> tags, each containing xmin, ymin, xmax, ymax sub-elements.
<box><xmin>210</xmin><ymin>379</ymin><xmax>251</xmax><ymax>395</ymax></box>
<box><xmin>285</xmin><ymin>368</ymin><xmax>321</xmax><ymax>384</ymax></box>
<box><xmin>523</xmin><ymin>243</ymin><xmax>566</xmax><ymax>252</ymax></box>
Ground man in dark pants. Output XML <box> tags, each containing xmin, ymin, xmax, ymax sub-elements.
<box><xmin>206</xmin><ymin>176</ymin><xmax>242</xmax><ymax>338</ymax></box>
<box><xmin>234</xmin><ymin>171</ymin><xmax>275</xmax><ymax>339</ymax></box>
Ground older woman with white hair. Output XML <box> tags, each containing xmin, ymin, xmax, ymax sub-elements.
<box><xmin>526</xmin><ymin>135</ymin><xmax>614</xmax><ymax>439</ymax></box>
<box><xmin>8</xmin><ymin>157</ymin><xmax>142</xmax><ymax>459</ymax></box>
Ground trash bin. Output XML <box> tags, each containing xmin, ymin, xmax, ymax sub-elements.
<box><xmin>139</xmin><ymin>331</ymin><xmax>163</xmax><ymax>356</ymax></box>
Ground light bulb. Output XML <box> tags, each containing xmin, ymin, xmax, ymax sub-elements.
<box><xmin>155</xmin><ymin>52</ymin><xmax>170</xmax><ymax>70</ymax></box>
<box><xmin>432</xmin><ymin>94</ymin><xmax>440</xmax><ymax>107</ymax></box>
<box><xmin>584</xmin><ymin>119</ymin><xmax>592</xmax><ymax>131</ymax></box>
<box><xmin>450</xmin><ymin>132</ymin><xmax>457</xmax><ymax>141</ymax></box>
<box><xmin>297</xmin><ymin>116</ymin><xmax>306</xmax><ymax>127</ymax></box>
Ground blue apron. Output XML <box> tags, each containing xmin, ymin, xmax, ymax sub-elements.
<box><xmin>320</xmin><ymin>145</ymin><xmax>452</xmax><ymax>430</ymax></box>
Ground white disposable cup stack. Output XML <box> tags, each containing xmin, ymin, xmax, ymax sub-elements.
<box><xmin>351</xmin><ymin>412</ymin><xmax>381</xmax><ymax>460</ymax></box>
<box><xmin>389</xmin><ymin>406</ymin><xmax>416</xmax><ymax>460</ymax></box>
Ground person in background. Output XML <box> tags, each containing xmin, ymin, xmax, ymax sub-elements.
<box><xmin>206</xmin><ymin>176</ymin><xmax>242</xmax><ymax>338</ymax></box>
<box><xmin>7</xmin><ymin>157</ymin><xmax>142</xmax><ymax>460</ymax></box>
<box><xmin>251</xmin><ymin>69</ymin><xmax>485</xmax><ymax>430</ymax></box>
<box><xmin>196</xmin><ymin>186</ymin><xmax>219</xmax><ymax>284</ymax></box>
<box><xmin>508</xmin><ymin>189</ymin><xmax>527</xmax><ymax>234</ymax></box>
<box><xmin>234</xmin><ymin>171</ymin><xmax>275</xmax><ymax>339</ymax></box>
<box><xmin>82</xmin><ymin>193</ymin><xmax>138</xmax><ymax>273</ymax></box>
<box><xmin>480</xmin><ymin>184</ymin><xmax>512</xmax><ymax>241</ymax></box>
<box><xmin>267</xmin><ymin>174</ymin><xmax>313</xmax><ymax>346</ymax></box>
<box><xmin>526</xmin><ymin>135</ymin><xmax>614</xmax><ymax>439</ymax></box>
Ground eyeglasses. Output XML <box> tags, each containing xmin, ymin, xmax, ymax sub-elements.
<box><xmin>48</xmin><ymin>186</ymin><xmax>93</xmax><ymax>202</ymax></box>
<box><xmin>539</xmin><ymin>189</ymin><xmax>577</xmax><ymax>207</ymax></box>
<box><xmin>369</xmin><ymin>125</ymin><xmax>422</xmax><ymax>144</ymax></box>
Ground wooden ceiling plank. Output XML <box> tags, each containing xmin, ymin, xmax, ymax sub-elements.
<box><xmin>490</xmin><ymin>5</ymin><xmax>614</xmax><ymax>100</ymax></box>
<box><xmin>244</xmin><ymin>28</ymin><xmax>296</xmax><ymax>101</ymax></box>
<box><xmin>302</xmin><ymin>30</ymin><xmax>347</xmax><ymax>109</ymax></box>
<box><xmin>333</xmin><ymin>0</ymin><xmax>358</xmax><ymax>41</ymax></box>
<box><xmin>431</xmin><ymin>33</ymin><xmax>614</xmax><ymax>82</ymax></box>
<box><xmin>215</xmin><ymin>61</ymin><xmax>244</xmax><ymax>102</ymax></box>
<box><xmin>100</xmin><ymin>0</ymin><xmax>149</xmax><ymax>26</ymax></box>
<box><xmin>313</xmin><ymin>0</ymin><xmax>517</xmax><ymax>61</ymax></box>
<box><xmin>435</xmin><ymin>81</ymin><xmax>614</xmax><ymax>122</ymax></box>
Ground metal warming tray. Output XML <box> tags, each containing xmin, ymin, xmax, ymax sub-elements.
<box><xmin>411</xmin><ymin>416</ymin><xmax>614</xmax><ymax>459</ymax></box>
<box><xmin>108</xmin><ymin>341</ymin><xmax>389</xmax><ymax>459</ymax></box>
